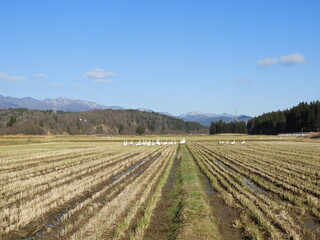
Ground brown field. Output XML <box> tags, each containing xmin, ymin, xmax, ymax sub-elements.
<box><xmin>0</xmin><ymin>135</ymin><xmax>319</xmax><ymax>239</ymax></box>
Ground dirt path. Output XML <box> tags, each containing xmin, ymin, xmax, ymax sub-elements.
<box><xmin>143</xmin><ymin>150</ymin><xmax>181</xmax><ymax>240</ymax></box>
<box><xmin>198</xmin><ymin>170</ymin><xmax>244</xmax><ymax>240</ymax></box>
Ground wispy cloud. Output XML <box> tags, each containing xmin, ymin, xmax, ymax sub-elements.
<box><xmin>34</xmin><ymin>73</ymin><xmax>46</xmax><ymax>78</ymax></box>
<box><xmin>84</xmin><ymin>68</ymin><xmax>116</xmax><ymax>80</ymax></box>
<box><xmin>94</xmin><ymin>79</ymin><xmax>111</xmax><ymax>83</ymax></box>
<box><xmin>0</xmin><ymin>72</ymin><xmax>26</xmax><ymax>82</ymax></box>
<box><xmin>257</xmin><ymin>58</ymin><xmax>278</xmax><ymax>67</ymax></box>
<box><xmin>52</xmin><ymin>82</ymin><xmax>63</xmax><ymax>87</ymax></box>
<box><xmin>236</xmin><ymin>78</ymin><xmax>253</xmax><ymax>84</ymax></box>
<box><xmin>257</xmin><ymin>53</ymin><xmax>306</xmax><ymax>67</ymax></box>
<box><xmin>74</xmin><ymin>83</ymin><xmax>83</xmax><ymax>87</ymax></box>
<box><xmin>279</xmin><ymin>53</ymin><xmax>306</xmax><ymax>65</ymax></box>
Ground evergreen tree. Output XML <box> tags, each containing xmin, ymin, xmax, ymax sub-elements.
<box><xmin>209</xmin><ymin>120</ymin><xmax>247</xmax><ymax>134</ymax></box>
<box><xmin>247</xmin><ymin>101</ymin><xmax>320</xmax><ymax>134</ymax></box>
<box><xmin>136</xmin><ymin>125</ymin><xmax>145</xmax><ymax>135</ymax></box>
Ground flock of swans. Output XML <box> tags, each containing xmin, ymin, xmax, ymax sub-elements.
<box><xmin>218</xmin><ymin>139</ymin><xmax>246</xmax><ymax>144</ymax></box>
<box><xmin>122</xmin><ymin>139</ymin><xmax>186</xmax><ymax>146</ymax></box>
<box><xmin>122</xmin><ymin>138</ymin><xmax>245</xmax><ymax>146</ymax></box>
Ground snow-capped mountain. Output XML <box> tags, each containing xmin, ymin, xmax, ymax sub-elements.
<box><xmin>0</xmin><ymin>95</ymin><xmax>124</xmax><ymax>112</ymax></box>
<box><xmin>179</xmin><ymin>111</ymin><xmax>217</xmax><ymax>118</ymax></box>
<box><xmin>136</xmin><ymin>108</ymin><xmax>154</xmax><ymax>113</ymax></box>
<box><xmin>177</xmin><ymin>111</ymin><xmax>251</xmax><ymax>126</ymax></box>
<box><xmin>0</xmin><ymin>95</ymin><xmax>251</xmax><ymax>126</ymax></box>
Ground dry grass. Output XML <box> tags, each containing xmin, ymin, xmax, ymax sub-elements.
<box><xmin>1</xmin><ymin>135</ymin><xmax>319</xmax><ymax>239</ymax></box>
<box><xmin>188</xmin><ymin>140</ymin><xmax>320</xmax><ymax>240</ymax></box>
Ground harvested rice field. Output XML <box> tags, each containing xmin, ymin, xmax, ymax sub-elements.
<box><xmin>0</xmin><ymin>135</ymin><xmax>319</xmax><ymax>239</ymax></box>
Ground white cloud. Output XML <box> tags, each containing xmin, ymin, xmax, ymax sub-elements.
<box><xmin>257</xmin><ymin>53</ymin><xmax>306</xmax><ymax>67</ymax></box>
<box><xmin>280</xmin><ymin>53</ymin><xmax>306</xmax><ymax>65</ymax></box>
<box><xmin>0</xmin><ymin>72</ymin><xmax>26</xmax><ymax>82</ymax></box>
<box><xmin>52</xmin><ymin>82</ymin><xmax>63</xmax><ymax>87</ymax></box>
<box><xmin>94</xmin><ymin>79</ymin><xmax>111</xmax><ymax>83</ymax></box>
<box><xmin>84</xmin><ymin>68</ymin><xmax>116</xmax><ymax>79</ymax></box>
<box><xmin>237</xmin><ymin>78</ymin><xmax>253</xmax><ymax>84</ymax></box>
<box><xmin>34</xmin><ymin>73</ymin><xmax>46</xmax><ymax>78</ymax></box>
<box><xmin>74</xmin><ymin>83</ymin><xmax>83</xmax><ymax>87</ymax></box>
<box><xmin>257</xmin><ymin>58</ymin><xmax>278</xmax><ymax>67</ymax></box>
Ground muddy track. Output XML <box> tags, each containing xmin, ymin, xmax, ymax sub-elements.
<box><xmin>144</xmin><ymin>145</ymin><xmax>244</xmax><ymax>240</ymax></box>
<box><xmin>5</xmin><ymin>150</ymin><xmax>163</xmax><ymax>240</ymax></box>
<box><xmin>187</xmin><ymin>145</ymin><xmax>244</xmax><ymax>240</ymax></box>
<box><xmin>141</xmin><ymin>150</ymin><xmax>181</xmax><ymax>240</ymax></box>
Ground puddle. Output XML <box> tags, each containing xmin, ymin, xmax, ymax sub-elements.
<box><xmin>216</xmin><ymin>159</ymin><xmax>232</xmax><ymax>171</ymax></box>
<box><xmin>197</xmin><ymin>163</ymin><xmax>243</xmax><ymax>240</ymax></box>
<box><xmin>214</xmin><ymin>155</ymin><xmax>266</xmax><ymax>195</ymax></box>
<box><xmin>243</xmin><ymin>178</ymin><xmax>266</xmax><ymax>194</ymax></box>
<box><xmin>113</xmin><ymin>152</ymin><xmax>161</xmax><ymax>181</ymax></box>
<box><xmin>22</xmin><ymin>152</ymin><xmax>161</xmax><ymax>240</ymax></box>
<box><xmin>200</xmin><ymin>172</ymin><xmax>217</xmax><ymax>196</ymax></box>
<box><xmin>303</xmin><ymin>215</ymin><xmax>320</xmax><ymax>232</ymax></box>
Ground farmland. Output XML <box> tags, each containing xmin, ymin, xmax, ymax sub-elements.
<box><xmin>0</xmin><ymin>135</ymin><xmax>319</xmax><ymax>239</ymax></box>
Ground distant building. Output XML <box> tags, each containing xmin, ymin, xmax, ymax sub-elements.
<box><xmin>278</xmin><ymin>132</ymin><xmax>309</xmax><ymax>137</ymax></box>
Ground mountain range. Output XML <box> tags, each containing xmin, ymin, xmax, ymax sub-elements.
<box><xmin>0</xmin><ymin>95</ymin><xmax>124</xmax><ymax>112</ymax></box>
<box><xmin>178</xmin><ymin>111</ymin><xmax>252</xmax><ymax>127</ymax></box>
<box><xmin>0</xmin><ymin>95</ymin><xmax>251</xmax><ymax>126</ymax></box>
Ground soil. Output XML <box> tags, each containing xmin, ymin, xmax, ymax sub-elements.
<box><xmin>302</xmin><ymin>214</ymin><xmax>320</xmax><ymax>240</ymax></box>
<box><xmin>145</xmin><ymin>146</ymin><xmax>244</xmax><ymax>240</ymax></box>
<box><xmin>143</xmin><ymin>154</ymin><xmax>181</xmax><ymax>240</ymax></box>
<box><xmin>198</xmin><ymin>168</ymin><xmax>245</xmax><ymax>240</ymax></box>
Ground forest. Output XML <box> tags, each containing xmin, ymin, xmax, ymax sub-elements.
<box><xmin>0</xmin><ymin>108</ymin><xmax>207</xmax><ymax>135</ymax></box>
<box><xmin>209</xmin><ymin>120</ymin><xmax>247</xmax><ymax>134</ymax></box>
<box><xmin>247</xmin><ymin>101</ymin><xmax>320</xmax><ymax>134</ymax></box>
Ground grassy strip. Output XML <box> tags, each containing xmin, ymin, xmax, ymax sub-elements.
<box><xmin>188</xmin><ymin>144</ymin><xmax>264</xmax><ymax>240</ymax></box>
<box><xmin>128</xmin><ymin>147</ymin><xmax>177</xmax><ymax>240</ymax></box>
<box><xmin>175</xmin><ymin>144</ymin><xmax>221</xmax><ymax>240</ymax></box>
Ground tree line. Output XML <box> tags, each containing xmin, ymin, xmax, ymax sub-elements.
<box><xmin>209</xmin><ymin>120</ymin><xmax>247</xmax><ymax>134</ymax></box>
<box><xmin>247</xmin><ymin>101</ymin><xmax>320</xmax><ymax>134</ymax></box>
<box><xmin>209</xmin><ymin>101</ymin><xmax>320</xmax><ymax>135</ymax></box>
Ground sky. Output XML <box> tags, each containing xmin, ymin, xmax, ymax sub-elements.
<box><xmin>0</xmin><ymin>1</ymin><xmax>319</xmax><ymax>117</ymax></box>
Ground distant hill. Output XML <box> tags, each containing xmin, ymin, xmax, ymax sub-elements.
<box><xmin>178</xmin><ymin>112</ymin><xmax>251</xmax><ymax>127</ymax></box>
<box><xmin>0</xmin><ymin>108</ymin><xmax>207</xmax><ymax>135</ymax></box>
<box><xmin>0</xmin><ymin>95</ymin><xmax>251</xmax><ymax>127</ymax></box>
<box><xmin>0</xmin><ymin>95</ymin><xmax>124</xmax><ymax>112</ymax></box>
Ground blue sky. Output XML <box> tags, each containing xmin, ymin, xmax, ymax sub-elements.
<box><xmin>0</xmin><ymin>1</ymin><xmax>319</xmax><ymax>116</ymax></box>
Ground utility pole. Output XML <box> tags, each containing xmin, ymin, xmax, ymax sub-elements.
<box><xmin>235</xmin><ymin>109</ymin><xmax>238</xmax><ymax>122</ymax></box>
<box><xmin>53</xmin><ymin>99</ymin><xmax>57</xmax><ymax>114</ymax></box>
